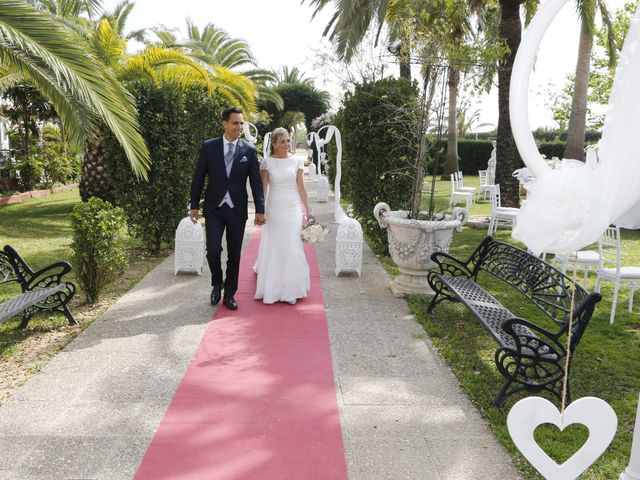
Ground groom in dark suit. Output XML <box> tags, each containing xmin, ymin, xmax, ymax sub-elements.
<box><xmin>189</xmin><ymin>107</ymin><xmax>265</xmax><ymax>310</ymax></box>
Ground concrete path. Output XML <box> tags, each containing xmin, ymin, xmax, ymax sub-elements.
<box><xmin>0</xmin><ymin>176</ymin><xmax>522</xmax><ymax>479</ymax></box>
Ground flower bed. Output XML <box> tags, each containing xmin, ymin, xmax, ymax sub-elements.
<box><xmin>0</xmin><ymin>184</ymin><xmax>78</xmax><ymax>206</ymax></box>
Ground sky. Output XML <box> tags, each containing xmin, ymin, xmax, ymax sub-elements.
<box><xmin>103</xmin><ymin>0</ymin><xmax>632</xmax><ymax>130</ymax></box>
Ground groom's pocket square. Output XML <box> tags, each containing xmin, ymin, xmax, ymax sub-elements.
<box><xmin>239</xmin><ymin>156</ymin><xmax>248</xmax><ymax>163</ymax></box>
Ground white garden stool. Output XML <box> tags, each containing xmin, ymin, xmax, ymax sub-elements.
<box><xmin>174</xmin><ymin>216</ymin><xmax>205</xmax><ymax>275</ymax></box>
<box><xmin>335</xmin><ymin>213</ymin><xmax>363</xmax><ymax>277</ymax></box>
<box><xmin>316</xmin><ymin>176</ymin><xmax>330</xmax><ymax>202</ymax></box>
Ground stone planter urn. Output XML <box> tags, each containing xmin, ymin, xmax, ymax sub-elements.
<box><xmin>373</xmin><ymin>202</ymin><xmax>469</xmax><ymax>297</ymax></box>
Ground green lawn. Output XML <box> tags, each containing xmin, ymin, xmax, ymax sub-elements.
<box><xmin>0</xmin><ymin>188</ymin><xmax>166</xmax><ymax>367</ymax></box>
<box><xmin>420</xmin><ymin>174</ymin><xmax>494</xmax><ymax>217</ymax></box>
<box><xmin>406</xmin><ymin>223</ymin><xmax>640</xmax><ymax>479</ymax></box>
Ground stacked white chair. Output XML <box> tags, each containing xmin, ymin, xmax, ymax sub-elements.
<box><xmin>595</xmin><ymin>225</ymin><xmax>640</xmax><ymax>324</ymax></box>
<box><xmin>449</xmin><ymin>173</ymin><xmax>473</xmax><ymax>210</ymax></box>
<box><xmin>478</xmin><ymin>169</ymin><xmax>495</xmax><ymax>200</ymax></box>
<box><xmin>454</xmin><ymin>171</ymin><xmax>477</xmax><ymax>203</ymax></box>
<box><xmin>553</xmin><ymin>247</ymin><xmax>602</xmax><ymax>287</ymax></box>
<box><xmin>487</xmin><ymin>184</ymin><xmax>519</xmax><ymax>235</ymax></box>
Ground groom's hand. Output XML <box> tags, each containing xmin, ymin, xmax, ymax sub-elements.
<box><xmin>255</xmin><ymin>213</ymin><xmax>266</xmax><ymax>225</ymax></box>
<box><xmin>189</xmin><ymin>208</ymin><xmax>199</xmax><ymax>223</ymax></box>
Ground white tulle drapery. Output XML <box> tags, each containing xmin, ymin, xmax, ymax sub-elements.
<box><xmin>510</xmin><ymin>0</ymin><xmax>640</xmax><ymax>255</ymax></box>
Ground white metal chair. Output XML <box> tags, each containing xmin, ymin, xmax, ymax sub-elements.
<box><xmin>454</xmin><ymin>171</ymin><xmax>477</xmax><ymax>203</ymax></box>
<box><xmin>595</xmin><ymin>225</ymin><xmax>640</xmax><ymax>324</ymax></box>
<box><xmin>449</xmin><ymin>173</ymin><xmax>472</xmax><ymax>210</ymax></box>
<box><xmin>478</xmin><ymin>169</ymin><xmax>495</xmax><ymax>201</ymax></box>
<box><xmin>487</xmin><ymin>184</ymin><xmax>519</xmax><ymax>235</ymax></box>
<box><xmin>553</xmin><ymin>249</ymin><xmax>602</xmax><ymax>288</ymax></box>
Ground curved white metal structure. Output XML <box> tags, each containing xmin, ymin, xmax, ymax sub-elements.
<box><xmin>510</xmin><ymin>0</ymin><xmax>640</xmax><ymax>255</ymax></box>
<box><xmin>316</xmin><ymin>125</ymin><xmax>345</xmax><ymax>222</ymax></box>
<box><xmin>242</xmin><ymin>121</ymin><xmax>258</xmax><ymax>145</ymax></box>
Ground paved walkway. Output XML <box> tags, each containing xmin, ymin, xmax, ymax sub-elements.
<box><xmin>0</xmin><ymin>176</ymin><xmax>522</xmax><ymax>479</ymax></box>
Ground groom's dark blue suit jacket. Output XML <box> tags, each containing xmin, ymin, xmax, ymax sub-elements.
<box><xmin>190</xmin><ymin>137</ymin><xmax>265</xmax><ymax>219</ymax></box>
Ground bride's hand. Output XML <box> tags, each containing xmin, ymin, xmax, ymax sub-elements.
<box><xmin>305</xmin><ymin>213</ymin><xmax>316</xmax><ymax>222</ymax></box>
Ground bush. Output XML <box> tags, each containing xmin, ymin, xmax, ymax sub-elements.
<box><xmin>71</xmin><ymin>197</ymin><xmax>128</xmax><ymax>303</ymax></box>
<box><xmin>336</xmin><ymin>78</ymin><xmax>419</xmax><ymax>254</ymax></box>
<box><xmin>538</xmin><ymin>141</ymin><xmax>566</xmax><ymax>159</ymax></box>
<box><xmin>105</xmin><ymin>80</ymin><xmax>225</xmax><ymax>253</ymax></box>
<box><xmin>15</xmin><ymin>155</ymin><xmax>42</xmax><ymax>191</ymax></box>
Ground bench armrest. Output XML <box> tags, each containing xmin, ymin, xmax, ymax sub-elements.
<box><xmin>502</xmin><ymin>317</ymin><xmax>564</xmax><ymax>357</ymax></box>
<box><xmin>430</xmin><ymin>252</ymin><xmax>473</xmax><ymax>278</ymax></box>
<box><xmin>23</xmin><ymin>261</ymin><xmax>72</xmax><ymax>291</ymax></box>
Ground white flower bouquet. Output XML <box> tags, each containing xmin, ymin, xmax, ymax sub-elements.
<box><xmin>301</xmin><ymin>220</ymin><xmax>328</xmax><ymax>243</ymax></box>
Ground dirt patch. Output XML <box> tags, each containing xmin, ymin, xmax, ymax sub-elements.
<box><xmin>0</xmin><ymin>251</ymin><xmax>168</xmax><ymax>406</ymax></box>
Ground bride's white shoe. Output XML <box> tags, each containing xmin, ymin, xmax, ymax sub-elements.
<box><xmin>286</xmin><ymin>299</ymin><xmax>297</xmax><ymax>305</ymax></box>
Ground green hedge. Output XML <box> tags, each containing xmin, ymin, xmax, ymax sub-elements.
<box><xmin>105</xmin><ymin>80</ymin><xmax>225</xmax><ymax>253</ymax></box>
<box><xmin>431</xmin><ymin>139</ymin><xmax>567</xmax><ymax>174</ymax></box>
<box><xmin>336</xmin><ymin>78</ymin><xmax>419</xmax><ymax>254</ymax></box>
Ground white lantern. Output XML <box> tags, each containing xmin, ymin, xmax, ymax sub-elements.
<box><xmin>335</xmin><ymin>215</ymin><xmax>363</xmax><ymax>277</ymax></box>
<box><xmin>174</xmin><ymin>216</ymin><xmax>206</xmax><ymax>275</ymax></box>
<box><xmin>316</xmin><ymin>176</ymin><xmax>330</xmax><ymax>202</ymax></box>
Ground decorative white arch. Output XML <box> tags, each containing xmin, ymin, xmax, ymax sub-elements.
<box><xmin>316</xmin><ymin>125</ymin><xmax>345</xmax><ymax>222</ymax></box>
<box><xmin>242</xmin><ymin>122</ymin><xmax>259</xmax><ymax>145</ymax></box>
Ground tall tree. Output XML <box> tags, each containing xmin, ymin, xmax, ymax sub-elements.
<box><xmin>563</xmin><ymin>0</ymin><xmax>614</xmax><ymax>161</ymax></box>
<box><xmin>46</xmin><ymin>1</ymin><xmax>247</xmax><ymax>201</ymax></box>
<box><xmin>305</xmin><ymin>0</ymin><xmax>411</xmax><ymax>79</ymax></box>
<box><xmin>150</xmin><ymin>19</ymin><xmax>283</xmax><ymax>110</ymax></box>
<box><xmin>0</xmin><ymin>0</ymin><xmax>150</xmax><ymax>178</ymax></box>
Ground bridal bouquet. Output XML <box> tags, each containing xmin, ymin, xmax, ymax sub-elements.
<box><xmin>301</xmin><ymin>220</ymin><xmax>328</xmax><ymax>243</ymax></box>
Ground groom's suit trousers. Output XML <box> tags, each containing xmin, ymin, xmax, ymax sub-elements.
<box><xmin>205</xmin><ymin>204</ymin><xmax>245</xmax><ymax>296</ymax></box>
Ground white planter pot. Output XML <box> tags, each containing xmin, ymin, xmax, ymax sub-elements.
<box><xmin>373</xmin><ymin>202</ymin><xmax>468</xmax><ymax>297</ymax></box>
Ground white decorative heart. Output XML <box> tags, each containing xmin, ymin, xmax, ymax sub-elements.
<box><xmin>507</xmin><ymin>397</ymin><xmax>617</xmax><ymax>480</ymax></box>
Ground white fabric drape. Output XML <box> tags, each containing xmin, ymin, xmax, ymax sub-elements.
<box><xmin>510</xmin><ymin>0</ymin><xmax>640</xmax><ymax>255</ymax></box>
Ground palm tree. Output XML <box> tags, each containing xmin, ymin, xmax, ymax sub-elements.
<box><xmin>151</xmin><ymin>19</ymin><xmax>283</xmax><ymax>110</ymax></box>
<box><xmin>278</xmin><ymin>66</ymin><xmax>314</xmax><ymax>86</ymax></box>
<box><xmin>563</xmin><ymin>0</ymin><xmax>614</xmax><ymax>161</ymax></box>
<box><xmin>305</xmin><ymin>0</ymin><xmax>411</xmax><ymax>79</ymax></box>
<box><xmin>0</xmin><ymin>0</ymin><xmax>150</xmax><ymax>179</ymax></box>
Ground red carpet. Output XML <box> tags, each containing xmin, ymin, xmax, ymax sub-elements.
<box><xmin>134</xmin><ymin>230</ymin><xmax>348</xmax><ymax>480</ymax></box>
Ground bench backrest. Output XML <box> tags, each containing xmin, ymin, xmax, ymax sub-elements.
<box><xmin>2</xmin><ymin>245</ymin><xmax>34</xmax><ymax>289</ymax></box>
<box><xmin>470</xmin><ymin>237</ymin><xmax>600</xmax><ymax>350</ymax></box>
<box><xmin>0</xmin><ymin>250</ymin><xmax>18</xmax><ymax>285</ymax></box>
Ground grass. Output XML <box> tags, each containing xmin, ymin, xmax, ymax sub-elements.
<box><xmin>0</xmin><ymin>188</ymin><xmax>169</xmax><ymax>403</ymax></box>
<box><xmin>420</xmin><ymin>173</ymin><xmax>493</xmax><ymax>217</ymax></box>
<box><xmin>369</xmin><ymin>175</ymin><xmax>640</xmax><ymax>479</ymax></box>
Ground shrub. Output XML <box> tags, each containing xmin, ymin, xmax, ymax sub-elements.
<box><xmin>538</xmin><ymin>141</ymin><xmax>566</xmax><ymax>159</ymax></box>
<box><xmin>105</xmin><ymin>80</ymin><xmax>225</xmax><ymax>253</ymax></box>
<box><xmin>71</xmin><ymin>197</ymin><xmax>128</xmax><ymax>303</ymax></box>
<box><xmin>15</xmin><ymin>155</ymin><xmax>42</xmax><ymax>191</ymax></box>
<box><xmin>336</xmin><ymin>78</ymin><xmax>419</xmax><ymax>254</ymax></box>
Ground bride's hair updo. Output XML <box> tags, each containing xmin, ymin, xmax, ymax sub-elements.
<box><xmin>270</xmin><ymin>127</ymin><xmax>290</xmax><ymax>155</ymax></box>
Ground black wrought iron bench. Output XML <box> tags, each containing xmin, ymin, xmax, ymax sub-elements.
<box><xmin>427</xmin><ymin>236</ymin><xmax>601</xmax><ymax>407</ymax></box>
<box><xmin>0</xmin><ymin>245</ymin><xmax>76</xmax><ymax>328</ymax></box>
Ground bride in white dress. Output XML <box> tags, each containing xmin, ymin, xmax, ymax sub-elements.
<box><xmin>254</xmin><ymin>128</ymin><xmax>315</xmax><ymax>305</ymax></box>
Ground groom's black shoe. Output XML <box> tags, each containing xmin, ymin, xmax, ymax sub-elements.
<box><xmin>210</xmin><ymin>286</ymin><xmax>222</xmax><ymax>305</ymax></box>
<box><xmin>223</xmin><ymin>295</ymin><xmax>238</xmax><ymax>310</ymax></box>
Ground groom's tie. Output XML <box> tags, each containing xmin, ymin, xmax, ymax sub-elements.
<box><xmin>219</xmin><ymin>142</ymin><xmax>235</xmax><ymax>208</ymax></box>
<box><xmin>225</xmin><ymin>143</ymin><xmax>235</xmax><ymax>169</ymax></box>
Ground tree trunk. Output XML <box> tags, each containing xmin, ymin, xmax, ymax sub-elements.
<box><xmin>496</xmin><ymin>0</ymin><xmax>523</xmax><ymax>208</ymax></box>
<box><xmin>442</xmin><ymin>66</ymin><xmax>460</xmax><ymax>178</ymax></box>
<box><xmin>563</xmin><ymin>21</ymin><xmax>593</xmax><ymax>161</ymax></box>
<box><xmin>399</xmin><ymin>44</ymin><xmax>411</xmax><ymax>80</ymax></box>
<box><xmin>79</xmin><ymin>128</ymin><xmax>115</xmax><ymax>203</ymax></box>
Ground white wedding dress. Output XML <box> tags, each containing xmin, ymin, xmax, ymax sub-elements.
<box><xmin>253</xmin><ymin>155</ymin><xmax>310</xmax><ymax>304</ymax></box>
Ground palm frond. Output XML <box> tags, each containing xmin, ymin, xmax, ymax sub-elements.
<box><xmin>0</xmin><ymin>0</ymin><xmax>149</xmax><ymax>177</ymax></box>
